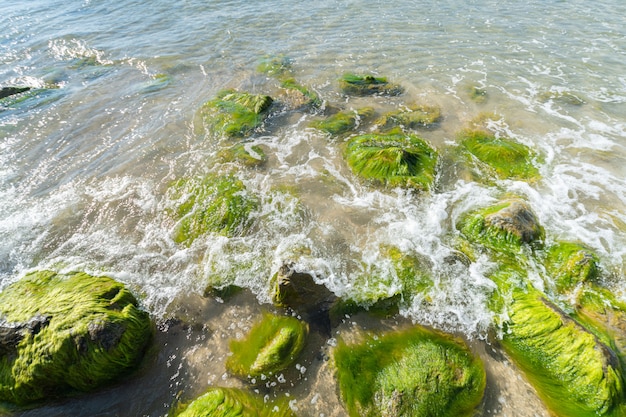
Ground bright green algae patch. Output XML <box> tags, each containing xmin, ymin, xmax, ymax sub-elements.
<box><xmin>0</xmin><ymin>270</ymin><xmax>152</xmax><ymax>405</ymax></box>
<box><xmin>199</xmin><ymin>89</ymin><xmax>273</xmax><ymax>138</ymax></box>
<box><xmin>226</xmin><ymin>313</ymin><xmax>308</xmax><ymax>379</ymax></box>
<box><xmin>333</xmin><ymin>326</ymin><xmax>486</xmax><ymax>417</ymax></box>
<box><xmin>345</xmin><ymin>131</ymin><xmax>438</xmax><ymax>190</ymax></box>
<box><xmin>501</xmin><ymin>287</ymin><xmax>625</xmax><ymax>417</ymax></box>
<box><xmin>169</xmin><ymin>174</ymin><xmax>259</xmax><ymax>245</ymax></box>
<box><xmin>310</xmin><ymin>107</ymin><xmax>374</xmax><ymax>136</ymax></box>
<box><xmin>459</xmin><ymin>129</ymin><xmax>540</xmax><ymax>181</ymax></box>
<box><xmin>339</xmin><ymin>73</ymin><xmax>404</xmax><ymax>96</ymax></box>
<box><xmin>543</xmin><ymin>241</ymin><xmax>600</xmax><ymax>293</ymax></box>
<box><xmin>177</xmin><ymin>387</ymin><xmax>296</xmax><ymax>417</ymax></box>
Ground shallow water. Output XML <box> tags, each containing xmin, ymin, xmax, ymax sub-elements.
<box><xmin>2</xmin><ymin>0</ymin><xmax>626</xmax><ymax>415</ymax></box>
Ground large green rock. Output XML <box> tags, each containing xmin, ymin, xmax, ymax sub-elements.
<box><xmin>344</xmin><ymin>131</ymin><xmax>438</xmax><ymax>190</ymax></box>
<box><xmin>500</xmin><ymin>285</ymin><xmax>625</xmax><ymax>417</ymax></box>
<box><xmin>199</xmin><ymin>89</ymin><xmax>273</xmax><ymax>138</ymax></box>
<box><xmin>0</xmin><ymin>271</ymin><xmax>153</xmax><ymax>405</ymax></box>
<box><xmin>168</xmin><ymin>174</ymin><xmax>259</xmax><ymax>245</ymax></box>
<box><xmin>458</xmin><ymin>129</ymin><xmax>540</xmax><ymax>181</ymax></box>
<box><xmin>333</xmin><ymin>326</ymin><xmax>486</xmax><ymax>417</ymax></box>
<box><xmin>459</xmin><ymin>199</ymin><xmax>544</xmax><ymax>255</ymax></box>
<box><xmin>226</xmin><ymin>313</ymin><xmax>308</xmax><ymax>380</ymax></box>
<box><xmin>176</xmin><ymin>387</ymin><xmax>296</xmax><ymax>417</ymax></box>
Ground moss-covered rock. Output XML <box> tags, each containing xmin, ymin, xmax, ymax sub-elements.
<box><xmin>339</xmin><ymin>73</ymin><xmax>404</xmax><ymax>96</ymax></box>
<box><xmin>538</xmin><ymin>90</ymin><xmax>586</xmax><ymax>106</ymax></box>
<box><xmin>168</xmin><ymin>174</ymin><xmax>258</xmax><ymax>245</ymax></box>
<box><xmin>216</xmin><ymin>143</ymin><xmax>267</xmax><ymax>167</ymax></box>
<box><xmin>176</xmin><ymin>387</ymin><xmax>296</xmax><ymax>417</ymax></box>
<box><xmin>459</xmin><ymin>199</ymin><xmax>544</xmax><ymax>254</ymax></box>
<box><xmin>226</xmin><ymin>313</ymin><xmax>308</xmax><ymax>379</ymax></box>
<box><xmin>0</xmin><ymin>270</ymin><xmax>153</xmax><ymax>405</ymax></box>
<box><xmin>199</xmin><ymin>89</ymin><xmax>273</xmax><ymax>139</ymax></box>
<box><xmin>344</xmin><ymin>131</ymin><xmax>438</xmax><ymax>190</ymax></box>
<box><xmin>500</xmin><ymin>285</ymin><xmax>625</xmax><ymax>417</ymax></box>
<box><xmin>257</xmin><ymin>55</ymin><xmax>321</xmax><ymax>109</ymax></box>
<box><xmin>310</xmin><ymin>107</ymin><xmax>374</xmax><ymax>135</ymax></box>
<box><xmin>377</xmin><ymin>105</ymin><xmax>442</xmax><ymax>130</ymax></box>
<box><xmin>459</xmin><ymin>129</ymin><xmax>540</xmax><ymax>181</ymax></box>
<box><xmin>543</xmin><ymin>241</ymin><xmax>600</xmax><ymax>294</ymax></box>
<box><xmin>467</xmin><ymin>86</ymin><xmax>488</xmax><ymax>103</ymax></box>
<box><xmin>333</xmin><ymin>325</ymin><xmax>486</xmax><ymax>417</ymax></box>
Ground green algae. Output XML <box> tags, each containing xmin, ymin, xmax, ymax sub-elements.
<box><xmin>310</xmin><ymin>107</ymin><xmax>375</xmax><ymax>136</ymax></box>
<box><xmin>257</xmin><ymin>54</ymin><xmax>293</xmax><ymax>78</ymax></box>
<box><xmin>226</xmin><ymin>313</ymin><xmax>308</xmax><ymax>379</ymax></box>
<box><xmin>501</xmin><ymin>286</ymin><xmax>625</xmax><ymax>417</ymax></box>
<box><xmin>0</xmin><ymin>270</ymin><xmax>153</xmax><ymax>405</ymax></box>
<box><xmin>339</xmin><ymin>73</ymin><xmax>404</xmax><ymax>96</ymax></box>
<box><xmin>217</xmin><ymin>143</ymin><xmax>267</xmax><ymax>167</ymax></box>
<box><xmin>200</xmin><ymin>90</ymin><xmax>273</xmax><ymax>139</ymax></box>
<box><xmin>169</xmin><ymin>174</ymin><xmax>259</xmax><ymax>245</ymax></box>
<box><xmin>333</xmin><ymin>326</ymin><xmax>485</xmax><ymax>417</ymax></box>
<box><xmin>377</xmin><ymin>105</ymin><xmax>442</xmax><ymax>130</ymax></box>
<box><xmin>538</xmin><ymin>90</ymin><xmax>586</xmax><ymax>106</ymax></box>
<box><xmin>279</xmin><ymin>77</ymin><xmax>322</xmax><ymax>109</ymax></box>
<box><xmin>459</xmin><ymin>129</ymin><xmax>540</xmax><ymax>181</ymax></box>
<box><xmin>467</xmin><ymin>86</ymin><xmax>488</xmax><ymax>103</ymax></box>
<box><xmin>176</xmin><ymin>387</ymin><xmax>296</xmax><ymax>417</ymax></box>
<box><xmin>543</xmin><ymin>241</ymin><xmax>600</xmax><ymax>293</ymax></box>
<box><xmin>459</xmin><ymin>199</ymin><xmax>544</xmax><ymax>255</ymax></box>
<box><xmin>257</xmin><ymin>55</ymin><xmax>321</xmax><ymax>109</ymax></box>
<box><xmin>344</xmin><ymin>131</ymin><xmax>438</xmax><ymax>190</ymax></box>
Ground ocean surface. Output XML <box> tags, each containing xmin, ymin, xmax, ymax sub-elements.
<box><xmin>1</xmin><ymin>0</ymin><xmax>626</xmax><ymax>415</ymax></box>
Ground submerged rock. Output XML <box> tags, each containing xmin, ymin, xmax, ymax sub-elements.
<box><xmin>226</xmin><ymin>313</ymin><xmax>308</xmax><ymax>380</ymax></box>
<box><xmin>339</xmin><ymin>73</ymin><xmax>404</xmax><ymax>96</ymax></box>
<box><xmin>217</xmin><ymin>142</ymin><xmax>267</xmax><ymax>167</ymax></box>
<box><xmin>257</xmin><ymin>55</ymin><xmax>321</xmax><ymax>109</ymax></box>
<box><xmin>168</xmin><ymin>174</ymin><xmax>259</xmax><ymax>245</ymax></box>
<box><xmin>458</xmin><ymin>129</ymin><xmax>540</xmax><ymax>181</ymax></box>
<box><xmin>0</xmin><ymin>86</ymin><xmax>31</xmax><ymax>100</ymax></box>
<box><xmin>176</xmin><ymin>387</ymin><xmax>296</xmax><ymax>417</ymax></box>
<box><xmin>310</xmin><ymin>107</ymin><xmax>374</xmax><ymax>136</ymax></box>
<box><xmin>344</xmin><ymin>130</ymin><xmax>438</xmax><ymax>190</ymax></box>
<box><xmin>333</xmin><ymin>325</ymin><xmax>486</xmax><ymax>417</ymax></box>
<box><xmin>0</xmin><ymin>270</ymin><xmax>153</xmax><ymax>405</ymax></box>
<box><xmin>377</xmin><ymin>104</ymin><xmax>442</xmax><ymax>130</ymax></box>
<box><xmin>199</xmin><ymin>89</ymin><xmax>273</xmax><ymax>138</ymax></box>
<box><xmin>459</xmin><ymin>199</ymin><xmax>544</xmax><ymax>253</ymax></box>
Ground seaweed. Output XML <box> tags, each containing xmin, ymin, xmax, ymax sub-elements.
<box><xmin>344</xmin><ymin>131</ymin><xmax>438</xmax><ymax>190</ymax></box>
<box><xmin>226</xmin><ymin>313</ymin><xmax>308</xmax><ymax>379</ymax></box>
<box><xmin>310</xmin><ymin>107</ymin><xmax>374</xmax><ymax>136</ymax></box>
<box><xmin>176</xmin><ymin>387</ymin><xmax>296</xmax><ymax>417</ymax></box>
<box><xmin>333</xmin><ymin>325</ymin><xmax>486</xmax><ymax>417</ymax></box>
<box><xmin>0</xmin><ymin>271</ymin><xmax>153</xmax><ymax>405</ymax></box>
<box><xmin>377</xmin><ymin>105</ymin><xmax>442</xmax><ymax>130</ymax></box>
<box><xmin>168</xmin><ymin>174</ymin><xmax>259</xmax><ymax>245</ymax></box>
<box><xmin>339</xmin><ymin>73</ymin><xmax>404</xmax><ymax>96</ymax></box>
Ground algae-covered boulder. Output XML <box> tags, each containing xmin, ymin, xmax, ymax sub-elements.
<box><xmin>500</xmin><ymin>285</ymin><xmax>625</xmax><ymax>417</ymax></box>
<box><xmin>199</xmin><ymin>89</ymin><xmax>273</xmax><ymax>138</ymax></box>
<box><xmin>217</xmin><ymin>142</ymin><xmax>267</xmax><ymax>167</ymax></box>
<box><xmin>310</xmin><ymin>107</ymin><xmax>374</xmax><ymax>136</ymax></box>
<box><xmin>459</xmin><ymin>199</ymin><xmax>544</xmax><ymax>253</ymax></box>
<box><xmin>257</xmin><ymin>55</ymin><xmax>321</xmax><ymax>109</ymax></box>
<box><xmin>459</xmin><ymin>129</ymin><xmax>540</xmax><ymax>181</ymax></box>
<box><xmin>0</xmin><ymin>270</ymin><xmax>153</xmax><ymax>405</ymax></box>
<box><xmin>344</xmin><ymin>131</ymin><xmax>438</xmax><ymax>190</ymax></box>
<box><xmin>333</xmin><ymin>326</ymin><xmax>486</xmax><ymax>417</ymax></box>
<box><xmin>226</xmin><ymin>313</ymin><xmax>308</xmax><ymax>380</ymax></box>
<box><xmin>339</xmin><ymin>73</ymin><xmax>404</xmax><ymax>96</ymax></box>
<box><xmin>169</xmin><ymin>174</ymin><xmax>258</xmax><ymax>245</ymax></box>
<box><xmin>176</xmin><ymin>387</ymin><xmax>296</xmax><ymax>417</ymax></box>
<box><xmin>377</xmin><ymin>104</ymin><xmax>442</xmax><ymax>130</ymax></box>
<box><xmin>543</xmin><ymin>241</ymin><xmax>600</xmax><ymax>293</ymax></box>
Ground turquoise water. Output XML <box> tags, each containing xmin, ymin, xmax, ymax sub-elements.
<box><xmin>2</xmin><ymin>0</ymin><xmax>626</xmax><ymax>415</ymax></box>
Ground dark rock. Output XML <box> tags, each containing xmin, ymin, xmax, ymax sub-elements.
<box><xmin>484</xmin><ymin>200</ymin><xmax>542</xmax><ymax>243</ymax></box>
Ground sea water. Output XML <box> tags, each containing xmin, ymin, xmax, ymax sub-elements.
<box><xmin>1</xmin><ymin>0</ymin><xmax>626</xmax><ymax>415</ymax></box>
